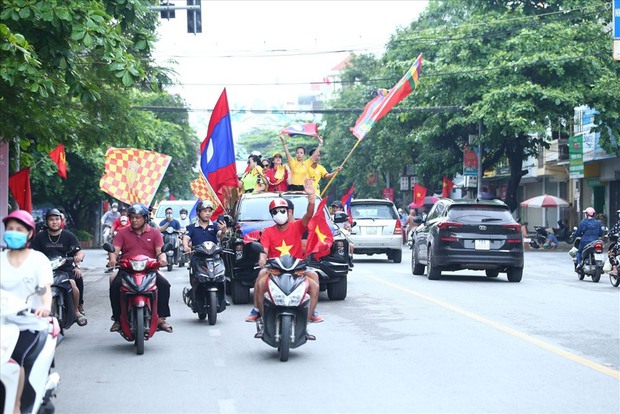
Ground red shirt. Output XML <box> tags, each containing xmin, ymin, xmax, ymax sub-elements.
<box><xmin>113</xmin><ymin>224</ymin><xmax>163</xmax><ymax>258</ymax></box>
<box><xmin>264</xmin><ymin>167</ymin><xmax>289</xmax><ymax>192</ymax></box>
<box><xmin>260</xmin><ymin>220</ymin><xmax>306</xmax><ymax>259</ymax></box>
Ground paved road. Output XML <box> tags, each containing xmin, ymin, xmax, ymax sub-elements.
<box><xmin>52</xmin><ymin>247</ymin><xmax>619</xmax><ymax>414</ymax></box>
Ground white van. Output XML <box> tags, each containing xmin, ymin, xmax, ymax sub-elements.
<box><xmin>154</xmin><ymin>200</ymin><xmax>197</xmax><ymax>222</ymax></box>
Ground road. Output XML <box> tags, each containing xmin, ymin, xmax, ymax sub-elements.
<box><xmin>53</xmin><ymin>247</ymin><xmax>619</xmax><ymax>414</ymax></box>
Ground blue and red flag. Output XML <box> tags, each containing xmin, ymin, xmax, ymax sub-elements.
<box><xmin>281</xmin><ymin>123</ymin><xmax>319</xmax><ymax>137</ymax></box>
<box><xmin>340</xmin><ymin>183</ymin><xmax>355</xmax><ymax>224</ymax></box>
<box><xmin>200</xmin><ymin>89</ymin><xmax>238</xmax><ymax>197</ymax></box>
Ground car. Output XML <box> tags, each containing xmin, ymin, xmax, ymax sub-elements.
<box><xmin>153</xmin><ymin>200</ymin><xmax>196</xmax><ymax>222</ymax></box>
<box><xmin>348</xmin><ymin>199</ymin><xmax>404</xmax><ymax>263</ymax></box>
<box><xmin>411</xmin><ymin>198</ymin><xmax>524</xmax><ymax>282</ymax></box>
<box><xmin>224</xmin><ymin>191</ymin><xmax>351</xmax><ymax>304</ymax></box>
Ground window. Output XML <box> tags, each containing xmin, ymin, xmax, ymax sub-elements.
<box><xmin>447</xmin><ymin>206</ymin><xmax>514</xmax><ymax>223</ymax></box>
<box><xmin>351</xmin><ymin>204</ymin><xmax>397</xmax><ymax>220</ymax></box>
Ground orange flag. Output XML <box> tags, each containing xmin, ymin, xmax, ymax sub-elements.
<box><xmin>48</xmin><ymin>144</ymin><xmax>67</xmax><ymax>179</ymax></box>
<box><xmin>441</xmin><ymin>177</ymin><xmax>454</xmax><ymax>198</ymax></box>
<box><xmin>305</xmin><ymin>197</ymin><xmax>334</xmax><ymax>260</ymax></box>
<box><xmin>413</xmin><ymin>184</ymin><xmax>427</xmax><ymax>207</ymax></box>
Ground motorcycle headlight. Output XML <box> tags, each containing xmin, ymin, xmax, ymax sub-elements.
<box><xmin>166</xmin><ymin>227</ymin><xmax>175</xmax><ymax>234</ymax></box>
<box><xmin>130</xmin><ymin>259</ymin><xmax>148</xmax><ymax>272</ymax></box>
<box><xmin>267</xmin><ymin>282</ymin><xmax>306</xmax><ymax>307</ymax></box>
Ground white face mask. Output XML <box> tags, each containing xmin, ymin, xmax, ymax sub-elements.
<box><xmin>272</xmin><ymin>211</ymin><xmax>288</xmax><ymax>225</ymax></box>
<box><xmin>112</xmin><ymin>208</ymin><xmax>118</xmax><ymax>213</ymax></box>
<box><xmin>180</xmin><ymin>214</ymin><xmax>187</xmax><ymax>219</ymax></box>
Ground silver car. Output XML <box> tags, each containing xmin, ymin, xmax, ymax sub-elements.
<box><xmin>349</xmin><ymin>199</ymin><xmax>404</xmax><ymax>263</ymax></box>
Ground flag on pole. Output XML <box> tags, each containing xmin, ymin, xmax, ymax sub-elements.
<box><xmin>441</xmin><ymin>176</ymin><xmax>455</xmax><ymax>198</ymax></box>
<box><xmin>99</xmin><ymin>147</ymin><xmax>171</xmax><ymax>206</ymax></box>
<box><xmin>48</xmin><ymin>144</ymin><xmax>67</xmax><ymax>179</ymax></box>
<box><xmin>190</xmin><ymin>172</ymin><xmax>224</xmax><ymax>218</ymax></box>
<box><xmin>305</xmin><ymin>197</ymin><xmax>334</xmax><ymax>260</ymax></box>
<box><xmin>8</xmin><ymin>168</ymin><xmax>32</xmax><ymax>212</ymax></box>
<box><xmin>281</xmin><ymin>123</ymin><xmax>319</xmax><ymax>137</ymax></box>
<box><xmin>340</xmin><ymin>183</ymin><xmax>355</xmax><ymax>224</ymax></box>
<box><xmin>351</xmin><ymin>53</ymin><xmax>423</xmax><ymax>140</ymax></box>
<box><xmin>413</xmin><ymin>184</ymin><xmax>427</xmax><ymax>207</ymax></box>
<box><xmin>201</xmin><ymin>88</ymin><xmax>238</xmax><ymax>199</ymax></box>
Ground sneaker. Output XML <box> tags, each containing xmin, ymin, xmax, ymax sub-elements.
<box><xmin>245</xmin><ymin>308</ymin><xmax>261</xmax><ymax>322</ymax></box>
<box><xmin>309</xmin><ymin>311</ymin><xmax>324</xmax><ymax>323</ymax></box>
<box><xmin>110</xmin><ymin>321</ymin><xmax>121</xmax><ymax>332</ymax></box>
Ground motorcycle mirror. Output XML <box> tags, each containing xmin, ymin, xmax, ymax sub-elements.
<box><xmin>70</xmin><ymin>245</ymin><xmax>81</xmax><ymax>253</ymax></box>
<box><xmin>351</xmin><ymin>221</ymin><xmax>357</xmax><ymax>228</ymax></box>
<box><xmin>162</xmin><ymin>242</ymin><xmax>174</xmax><ymax>253</ymax></box>
<box><xmin>102</xmin><ymin>242</ymin><xmax>115</xmax><ymax>253</ymax></box>
<box><xmin>249</xmin><ymin>241</ymin><xmax>265</xmax><ymax>254</ymax></box>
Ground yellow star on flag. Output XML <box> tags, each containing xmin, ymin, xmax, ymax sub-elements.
<box><xmin>275</xmin><ymin>240</ymin><xmax>293</xmax><ymax>256</ymax></box>
<box><xmin>315</xmin><ymin>226</ymin><xmax>327</xmax><ymax>243</ymax></box>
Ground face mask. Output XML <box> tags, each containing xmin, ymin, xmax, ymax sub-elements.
<box><xmin>4</xmin><ymin>230</ymin><xmax>28</xmax><ymax>250</ymax></box>
<box><xmin>112</xmin><ymin>208</ymin><xmax>118</xmax><ymax>213</ymax></box>
<box><xmin>180</xmin><ymin>214</ymin><xmax>187</xmax><ymax>219</ymax></box>
<box><xmin>166</xmin><ymin>213</ymin><xmax>173</xmax><ymax>218</ymax></box>
<box><xmin>272</xmin><ymin>211</ymin><xmax>288</xmax><ymax>225</ymax></box>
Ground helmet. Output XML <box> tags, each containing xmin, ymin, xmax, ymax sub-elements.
<box><xmin>583</xmin><ymin>207</ymin><xmax>596</xmax><ymax>217</ymax></box>
<box><xmin>45</xmin><ymin>208</ymin><xmax>62</xmax><ymax>220</ymax></box>
<box><xmin>269</xmin><ymin>198</ymin><xmax>289</xmax><ymax>212</ymax></box>
<box><xmin>127</xmin><ymin>203</ymin><xmax>149</xmax><ymax>218</ymax></box>
<box><xmin>331</xmin><ymin>200</ymin><xmax>343</xmax><ymax>209</ymax></box>
<box><xmin>196</xmin><ymin>200</ymin><xmax>214</xmax><ymax>212</ymax></box>
<box><xmin>3</xmin><ymin>210</ymin><xmax>35</xmax><ymax>232</ymax></box>
<box><xmin>111</xmin><ymin>202</ymin><xmax>118</xmax><ymax>207</ymax></box>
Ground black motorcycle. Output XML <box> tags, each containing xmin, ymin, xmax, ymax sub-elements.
<box><xmin>572</xmin><ymin>237</ymin><xmax>605</xmax><ymax>283</ymax></box>
<box><xmin>182</xmin><ymin>241</ymin><xmax>229</xmax><ymax>325</ymax></box>
<box><xmin>162</xmin><ymin>227</ymin><xmax>181</xmax><ymax>271</ymax></box>
<box><xmin>608</xmin><ymin>233</ymin><xmax>619</xmax><ymax>288</ymax></box>
<box><xmin>529</xmin><ymin>226</ymin><xmax>549</xmax><ymax>249</ymax></box>
<box><xmin>49</xmin><ymin>246</ymin><xmax>80</xmax><ymax>332</ymax></box>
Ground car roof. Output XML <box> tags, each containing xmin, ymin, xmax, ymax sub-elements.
<box><xmin>351</xmin><ymin>198</ymin><xmax>396</xmax><ymax>205</ymax></box>
<box><xmin>446</xmin><ymin>198</ymin><xmax>509</xmax><ymax>208</ymax></box>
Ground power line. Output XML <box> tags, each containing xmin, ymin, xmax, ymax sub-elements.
<box><xmin>132</xmin><ymin>106</ymin><xmax>463</xmax><ymax>114</ymax></box>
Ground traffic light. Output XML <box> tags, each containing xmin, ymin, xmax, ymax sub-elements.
<box><xmin>187</xmin><ymin>0</ymin><xmax>202</xmax><ymax>34</ymax></box>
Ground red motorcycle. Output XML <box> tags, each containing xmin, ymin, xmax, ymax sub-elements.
<box><xmin>103</xmin><ymin>242</ymin><xmax>171</xmax><ymax>355</ymax></box>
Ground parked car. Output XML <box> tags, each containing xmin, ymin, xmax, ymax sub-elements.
<box><xmin>348</xmin><ymin>199</ymin><xmax>404</xmax><ymax>263</ymax></box>
<box><xmin>224</xmin><ymin>191</ymin><xmax>351</xmax><ymax>304</ymax></box>
<box><xmin>410</xmin><ymin>198</ymin><xmax>524</xmax><ymax>282</ymax></box>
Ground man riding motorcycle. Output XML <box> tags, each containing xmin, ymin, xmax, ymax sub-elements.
<box><xmin>574</xmin><ymin>207</ymin><xmax>603</xmax><ymax>271</ymax></box>
<box><xmin>30</xmin><ymin>208</ymin><xmax>87</xmax><ymax>325</ymax></box>
<box><xmin>107</xmin><ymin>203</ymin><xmax>174</xmax><ymax>333</ymax></box>
<box><xmin>608</xmin><ymin>209</ymin><xmax>620</xmax><ymax>277</ymax></box>
<box><xmin>101</xmin><ymin>202</ymin><xmax>120</xmax><ymax>243</ymax></box>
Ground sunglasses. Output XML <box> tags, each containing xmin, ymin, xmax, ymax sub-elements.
<box><xmin>270</xmin><ymin>208</ymin><xmax>287</xmax><ymax>215</ymax></box>
<box><xmin>262</xmin><ymin>163</ymin><xmax>270</xmax><ymax>167</ymax></box>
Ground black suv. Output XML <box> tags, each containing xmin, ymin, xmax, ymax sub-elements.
<box><xmin>223</xmin><ymin>191</ymin><xmax>351</xmax><ymax>304</ymax></box>
<box><xmin>411</xmin><ymin>198</ymin><xmax>524</xmax><ymax>282</ymax></box>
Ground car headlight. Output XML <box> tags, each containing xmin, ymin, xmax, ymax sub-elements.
<box><xmin>267</xmin><ymin>281</ymin><xmax>306</xmax><ymax>307</ymax></box>
<box><xmin>130</xmin><ymin>259</ymin><xmax>148</xmax><ymax>272</ymax></box>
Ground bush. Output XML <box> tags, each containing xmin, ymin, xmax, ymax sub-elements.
<box><xmin>74</xmin><ymin>229</ymin><xmax>93</xmax><ymax>241</ymax></box>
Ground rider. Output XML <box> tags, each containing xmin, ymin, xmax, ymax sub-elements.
<box><xmin>574</xmin><ymin>207</ymin><xmax>603</xmax><ymax>271</ymax></box>
<box><xmin>1</xmin><ymin>210</ymin><xmax>53</xmax><ymax>414</ymax></box>
<box><xmin>30</xmin><ymin>208</ymin><xmax>87</xmax><ymax>325</ymax></box>
<box><xmin>101</xmin><ymin>202</ymin><xmax>120</xmax><ymax>242</ymax></box>
<box><xmin>159</xmin><ymin>207</ymin><xmax>181</xmax><ymax>232</ymax></box>
<box><xmin>245</xmin><ymin>178</ymin><xmax>323</xmax><ymax>323</ymax></box>
<box><xmin>107</xmin><ymin>203</ymin><xmax>173</xmax><ymax>333</ymax></box>
<box><xmin>608</xmin><ymin>209</ymin><xmax>620</xmax><ymax>277</ymax></box>
<box><xmin>110</xmin><ymin>207</ymin><xmax>129</xmax><ymax>234</ymax></box>
<box><xmin>182</xmin><ymin>200</ymin><xmax>226</xmax><ymax>292</ymax></box>
<box><xmin>178</xmin><ymin>208</ymin><xmax>191</xmax><ymax>233</ymax></box>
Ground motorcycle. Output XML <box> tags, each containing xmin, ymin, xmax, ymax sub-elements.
<box><xmin>570</xmin><ymin>236</ymin><xmax>605</xmax><ymax>283</ymax></box>
<box><xmin>162</xmin><ymin>227</ymin><xmax>180</xmax><ymax>271</ymax></box>
<box><xmin>254</xmin><ymin>254</ymin><xmax>312</xmax><ymax>362</ymax></box>
<box><xmin>182</xmin><ymin>241</ymin><xmax>229</xmax><ymax>325</ymax></box>
<box><xmin>102</xmin><ymin>242</ymin><xmax>172</xmax><ymax>355</ymax></box>
<box><xmin>1</xmin><ymin>288</ymin><xmax>61</xmax><ymax>414</ymax></box>
<box><xmin>607</xmin><ymin>232</ymin><xmax>619</xmax><ymax>287</ymax></box>
<box><xmin>529</xmin><ymin>226</ymin><xmax>549</xmax><ymax>249</ymax></box>
<box><xmin>49</xmin><ymin>246</ymin><xmax>80</xmax><ymax>332</ymax></box>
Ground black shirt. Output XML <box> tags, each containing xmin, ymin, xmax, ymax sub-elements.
<box><xmin>31</xmin><ymin>229</ymin><xmax>81</xmax><ymax>272</ymax></box>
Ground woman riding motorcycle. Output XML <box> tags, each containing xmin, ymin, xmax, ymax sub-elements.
<box><xmin>574</xmin><ymin>207</ymin><xmax>603</xmax><ymax>271</ymax></box>
<box><xmin>1</xmin><ymin>210</ymin><xmax>53</xmax><ymax>414</ymax></box>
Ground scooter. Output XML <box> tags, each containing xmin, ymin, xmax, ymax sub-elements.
<box><xmin>162</xmin><ymin>227</ymin><xmax>180</xmax><ymax>271</ymax></box>
<box><xmin>570</xmin><ymin>237</ymin><xmax>605</xmax><ymax>283</ymax></box>
<box><xmin>182</xmin><ymin>241</ymin><xmax>229</xmax><ymax>325</ymax></box>
<box><xmin>1</xmin><ymin>288</ymin><xmax>61</xmax><ymax>414</ymax></box>
<box><xmin>255</xmin><ymin>254</ymin><xmax>312</xmax><ymax>362</ymax></box>
<box><xmin>529</xmin><ymin>226</ymin><xmax>549</xmax><ymax>249</ymax></box>
<box><xmin>49</xmin><ymin>247</ymin><xmax>80</xmax><ymax>333</ymax></box>
<box><xmin>103</xmin><ymin>242</ymin><xmax>172</xmax><ymax>355</ymax></box>
<box><xmin>607</xmin><ymin>232</ymin><xmax>619</xmax><ymax>288</ymax></box>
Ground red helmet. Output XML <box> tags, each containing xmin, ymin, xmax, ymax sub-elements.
<box><xmin>2</xmin><ymin>210</ymin><xmax>35</xmax><ymax>232</ymax></box>
<box><xmin>268</xmin><ymin>198</ymin><xmax>289</xmax><ymax>212</ymax></box>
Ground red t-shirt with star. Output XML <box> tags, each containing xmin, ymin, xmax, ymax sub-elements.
<box><xmin>260</xmin><ymin>220</ymin><xmax>306</xmax><ymax>259</ymax></box>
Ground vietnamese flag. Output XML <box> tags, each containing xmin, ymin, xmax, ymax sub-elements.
<box><xmin>305</xmin><ymin>197</ymin><xmax>334</xmax><ymax>260</ymax></box>
<box><xmin>441</xmin><ymin>176</ymin><xmax>454</xmax><ymax>198</ymax></box>
<box><xmin>48</xmin><ymin>144</ymin><xmax>67</xmax><ymax>179</ymax></box>
<box><xmin>8</xmin><ymin>168</ymin><xmax>32</xmax><ymax>212</ymax></box>
<box><xmin>413</xmin><ymin>184</ymin><xmax>427</xmax><ymax>207</ymax></box>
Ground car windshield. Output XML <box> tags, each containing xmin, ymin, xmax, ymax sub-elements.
<box><xmin>447</xmin><ymin>206</ymin><xmax>514</xmax><ymax>223</ymax></box>
<box><xmin>155</xmin><ymin>202</ymin><xmax>196</xmax><ymax>219</ymax></box>
<box><xmin>238</xmin><ymin>195</ymin><xmax>322</xmax><ymax>221</ymax></box>
<box><xmin>350</xmin><ymin>204</ymin><xmax>397</xmax><ymax>220</ymax></box>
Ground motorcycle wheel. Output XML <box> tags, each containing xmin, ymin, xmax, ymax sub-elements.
<box><xmin>167</xmin><ymin>262</ymin><xmax>173</xmax><ymax>272</ymax></box>
<box><xmin>208</xmin><ymin>291</ymin><xmax>218</xmax><ymax>325</ymax></box>
<box><xmin>578</xmin><ymin>271</ymin><xmax>585</xmax><ymax>281</ymax></box>
<box><xmin>135</xmin><ymin>307</ymin><xmax>145</xmax><ymax>355</ymax></box>
<box><xmin>592</xmin><ymin>266</ymin><xmax>601</xmax><ymax>283</ymax></box>
<box><xmin>278</xmin><ymin>314</ymin><xmax>292</xmax><ymax>362</ymax></box>
<box><xmin>610</xmin><ymin>272</ymin><xmax>620</xmax><ymax>287</ymax></box>
<box><xmin>52</xmin><ymin>297</ymin><xmax>65</xmax><ymax>330</ymax></box>
<box><xmin>198</xmin><ymin>313</ymin><xmax>207</xmax><ymax>320</ymax></box>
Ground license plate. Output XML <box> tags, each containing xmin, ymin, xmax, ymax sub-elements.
<box><xmin>475</xmin><ymin>240</ymin><xmax>490</xmax><ymax>250</ymax></box>
<box><xmin>364</xmin><ymin>227</ymin><xmax>378</xmax><ymax>235</ymax></box>
<box><xmin>594</xmin><ymin>253</ymin><xmax>604</xmax><ymax>261</ymax></box>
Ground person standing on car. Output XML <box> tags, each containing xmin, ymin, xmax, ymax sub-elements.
<box><xmin>108</xmin><ymin>203</ymin><xmax>174</xmax><ymax>333</ymax></box>
<box><xmin>30</xmin><ymin>208</ymin><xmax>87</xmax><ymax>325</ymax></box>
<box><xmin>279</xmin><ymin>134</ymin><xmax>321</xmax><ymax>191</ymax></box>
<box><xmin>245</xmin><ymin>178</ymin><xmax>323</xmax><ymax>323</ymax></box>
<box><xmin>263</xmin><ymin>152</ymin><xmax>291</xmax><ymax>192</ymax></box>
<box><xmin>307</xmin><ymin>144</ymin><xmax>342</xmax><ymax>193</ymax></box>
<box><xmin>239</xmin><ymin>155</ymin><xmax>266</xmax><ymax>194</ymax></box>
<box><xmin>574</xmin><ymin>207</ymin><xmax>603</xmax><ymax>271</ymax></box>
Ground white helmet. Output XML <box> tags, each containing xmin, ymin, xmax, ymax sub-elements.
<box><xmin>196</xmin><ymin>200</ymin><xmax>214</xmax><ymax>212</ymax></box>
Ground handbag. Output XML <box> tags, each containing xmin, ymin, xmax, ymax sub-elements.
<box><xmin>603</xmin><ymin>259</ymin><xmax>612</xmax><ymax>273</ymax></box>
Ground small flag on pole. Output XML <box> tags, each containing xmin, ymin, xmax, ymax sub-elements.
<box><xmin>48</xmin><ymin>144</ymin><xmax>67</xmax><ymax>179</ymax></box>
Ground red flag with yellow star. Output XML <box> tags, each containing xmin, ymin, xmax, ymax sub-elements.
<box><xmin>48</xmin><ymin>144</ymin><xmax>67</xmax><ymax>179</ymax></box>
<box><xmin>412</xmin><ymin>184</ymin><xmax>427</xmax><ymax>207</ymax></box>
<box><xmin>441</xmin><ymin>176</ymin><xmax>454</xmax><ymax>198</ymax></box>
<box><xmin>305</xmin><ymin>197</ymin><xmax>334</xmax><ymax>260</ymax></box>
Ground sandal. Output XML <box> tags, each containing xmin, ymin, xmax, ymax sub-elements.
<box><xmin>157</xmin><ymin>320</ymin><xmax>173</xmax><ymax>333</ymax></box>
<box><xmin>75</xmin><ymin>314</ymin><xmax>88</xmax><ymax>327</ymax></box>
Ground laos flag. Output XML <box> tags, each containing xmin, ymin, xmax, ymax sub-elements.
<box><xmin>200</xmin><ymin>88</ymin><xmax>238</xmax><ymax>195</ymax></box>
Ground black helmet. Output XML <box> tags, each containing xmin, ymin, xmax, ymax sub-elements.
<box><xmin>45</xmin><ymin>208</ymin><xmax>62</xmax><ymax>220</ymax></box>
<box><xmin>196</xmin><ymin>200</ymin><xmax>214</xmax><ymax>212</ymax></box>
<box><xmin>331</xmin><ymin>200</ymin><xmax>344</xmax><ymax>209</ymax></box>
<box><xmin>127</xmin><ymin>203</ymin><xmax>149</xmax><ymax>219</ymax></box>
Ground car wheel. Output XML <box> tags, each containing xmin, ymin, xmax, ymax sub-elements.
<box><xmin>507</xmin><ymin>267</ymin><xmax>523</xmax><ymax>282</ymax></box>
<box><xmin>411</xmin><ymin>245</ymin><xmax>425</xmax><ymax>275</ymax></box>
<box><xmin>386</xmin><ymin>251</ymin><xmax>393</xmax><ymax>261</ymax></box>
<box><xmin>327</xmin><ymin>277</ymin><xmax>347</xmax><ymax>300</ymax></box>
<box><xmin>426</xmin><ymin>246</ymin><xmax>442</xmax><ymax>280</ymax></box>
<box><xmin>392</xmin><ymin>249</ymin><xmax>402</xmax><ymax>263</ymax></box>
<box><xmin>485</xmin><ymin>269</ymin><xmax>499</xmax><ymax>278</ymax></box>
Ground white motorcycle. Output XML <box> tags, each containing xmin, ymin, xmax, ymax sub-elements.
<box><xmin>1</xmin><ymin>288</ymin><xmax>61</xmax><ymax>414</ymax></box>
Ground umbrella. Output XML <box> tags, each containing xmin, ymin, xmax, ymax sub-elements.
<box><xmin>520</xmin><ymin>194</ymin><xmax>569</xmax><ymax>208</ymax></box>
<box><xmin>409</xmin><ymin>196</ymin><xmax>439</xmax><ymax>210</ymax></box>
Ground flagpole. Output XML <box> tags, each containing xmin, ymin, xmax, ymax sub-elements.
<box><xmin>320</xmin><ymin>139</ymin><xmax>361</xmax><ymax>197</ymax></box>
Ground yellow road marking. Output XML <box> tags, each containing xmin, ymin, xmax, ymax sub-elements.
<box><xmin>368</xmin><ymin>275</ymin><xmax>620</xmax><ymax>380</ymax></box>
